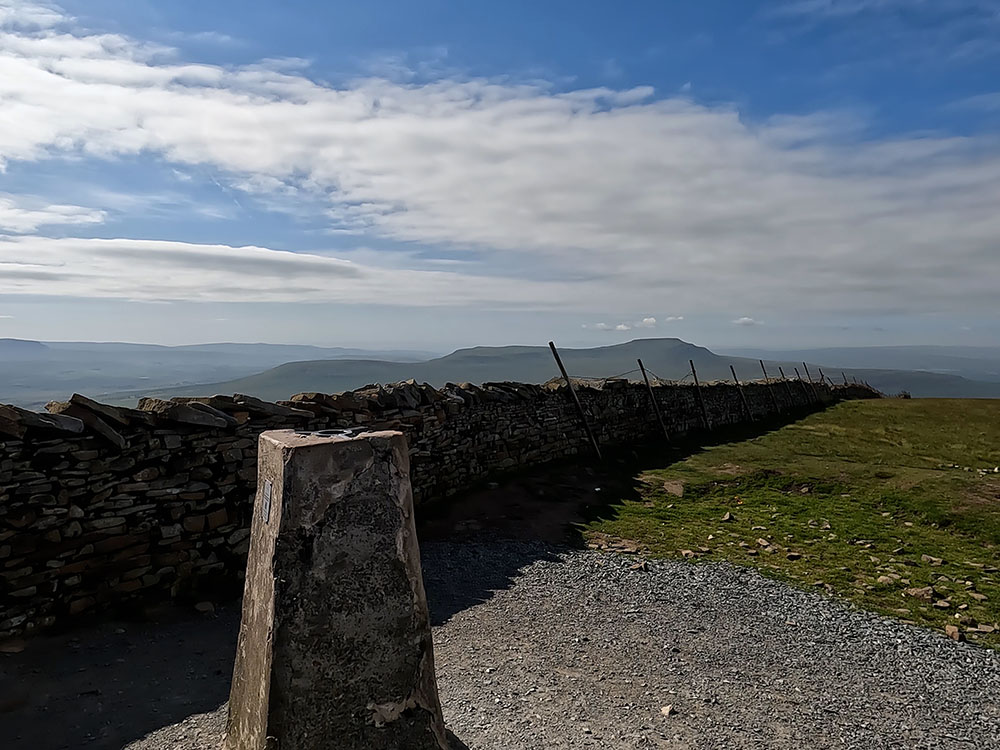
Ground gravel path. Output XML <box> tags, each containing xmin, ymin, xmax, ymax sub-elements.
<box><xmin>116</xmin><ymin>541</ymin><xmax>1000</xmax><ymax>750</ymax></box>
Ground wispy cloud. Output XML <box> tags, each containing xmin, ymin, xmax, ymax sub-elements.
<box><xmin>772</xmin><ymin>0</ymin><xmax>1000</xmax><ymax>63</ymax></box>
<box><xmin>0</xmin><ymin>193</ymin><xmax>104</xmax><ymax>232</ymax></box>
<box><xmin>0</xmin><ymin>3</ymin><xmax>998</xmax><ymax>318</ymax></box>
<box><xmin>732</xmin><ymin>317</ymin><xmax>760</xmax><ymax>326</ymax></box>
<box><xmin>777</xmin><ymin>0</ymin><xmax>997</xmax><ymax>19</ymax></box>
<box><xmin>165</xmin><ymin>29</ymin><xmax>240</xmax><ymax>47</ymax></box>
<box><xmin>952</xmin><ymin>92</ymin><xmax>1000</xmax><ymax>111</ymax></box>
<box><xmin>0</xmin><ymin>235</ymin><xmax>576</xmax><ymax>307</ymax></box>
<box><xmin>584</xmin><ymin>316</ymin><xmax>682</xmax><ymax>332</ymax></box>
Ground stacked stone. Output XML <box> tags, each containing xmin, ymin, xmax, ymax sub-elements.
<box><xmin>0</xmin><ymin>379</ymin><xmax>879</xmax><ymax>640</ymax></box>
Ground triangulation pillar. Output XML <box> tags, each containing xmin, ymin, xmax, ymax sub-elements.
<box><xmin>224</xmin><ymin>429</ymin><xmax>448</xmax><ymax>750</ymax></box>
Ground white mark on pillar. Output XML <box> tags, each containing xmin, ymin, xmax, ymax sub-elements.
<box><xmin>262</xmin><ymin>480</ymin><xmax>272</xmax><ymax>523</ymax></box>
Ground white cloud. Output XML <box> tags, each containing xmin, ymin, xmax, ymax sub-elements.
<box><xmin>0</xmin><ymin>1</ymin><xmax>64</xmax><ymax>28</ymax></box>
<box><xmin>953</xmin><ymin>92</ymin><xmax>1000</xmax><ymax>111</ymax></box>
<box><xmin>0</xmin><ymin>4</ymin><xmax>997</xmax><ymax>317</ymax></box>
<box><xmin>0</xmin><ymin>235</ymin><xmax>575</xmax><ymax>307</ymax></box>
<box><xmin>733</xmin><ymin>317</ymin><xmax>760</xmax><ymax>326</ymax></box>
<box><xmin>166</xmin><ymin>30</ymin><xmax>239</xmax><ymax>47</ymax></box>
<box><xmin>585</xmin><ymin>317</ymin><xmax>670</xmax><ymax>332</ymax></box>
<box><xmin>663</xmin><ymin>316</ymin><xmax>684</xmax><ymax>322</ymax></box>
<box><xmin>0</xmin><ymin>193</ymin><xmax>104</xmax><ymax>232</ymax></box>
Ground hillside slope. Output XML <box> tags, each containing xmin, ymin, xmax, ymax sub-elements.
<box><xmin>120</xmin><ymin>338</ymin><xmax>1000</xmax><ymax>404</ymax></box>
<box><xmin>720</xmin><ymin>345</ymin><xmax>1000</xmax><ymax>383</ymax></box>
<box><xmin>0</xmin><ymin>340</ymin><xmax>437</xmax><ymax>409</ymax></box>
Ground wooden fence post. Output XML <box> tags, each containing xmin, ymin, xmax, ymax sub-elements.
<box><xmin>638</xmin><ymin>358</ymin><xmax>670</xmax><ymax>442</ymax></box>
<box><xmin>548</xmin><ymin>341</ymin><xmax>602</xmax><ymax>460</ymax></box>
<box><xmin>801</xmin><ymin>362</ymin><xmax>821</xmax><ymax>402</ymax></box>
<box><xmin>730</xmin><ymin>364</ymin><xmax>755</xmax><ymax>422</ymax></box>
<box><xmin>689</xmin><ymin>359</ymin><xmax>711</xmax><ymax>430</ymax></box>
<box><xmin>793</xmin><ymin>366</ymin><xmax>813</xmax><ymax>401</ymax></box>
<box><xmin>759</xmin><ymin>359</ymin><xmax>781</xmax><ymax>413</ymax></box>
<box><xmin>777</xmin><ymin>365</ymin><xmax>795</xmax><ymax>403</ymax></box>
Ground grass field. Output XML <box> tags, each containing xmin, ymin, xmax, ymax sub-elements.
<box><xmin>586</xmin><ymin>399</ymin><xmax>1000</xmax><ymax>646</ymax></box>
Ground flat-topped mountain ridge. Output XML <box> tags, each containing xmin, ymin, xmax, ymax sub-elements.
<box><xmin>3</xmin><ymin>337</ymin><xmax>999</xmax><ymax>409</ymax></box>
<box><xmin>119</xmin><ymin>338</ymin><xmax>1000</xmax><ymax>404</ymax></box>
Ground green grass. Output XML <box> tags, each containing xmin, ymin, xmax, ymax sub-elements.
<box><xmin>586</xmin><ymin>399</ymin><xmax>1000</xmax><ymax>646</ymax></box>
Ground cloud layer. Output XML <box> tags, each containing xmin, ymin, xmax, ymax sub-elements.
<box><xmin>0</xmin><ymin>193</ymin><xmax>104</xmax><ymax>232</ymax></box>
<box><xmin>0</xmin><ymin>235</ymin><xmax>572</xmax><ymax>306</ymax></box>
<box><xmin>0</xmin><ymin>2</ymin><xmax>998</xmax><ymax>317</ymax></box>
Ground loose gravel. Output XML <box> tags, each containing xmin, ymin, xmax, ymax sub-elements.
<box><xmin>121</xmin><ymin>541</ymin><xmax>1000</xmax><ymax>750</ymax></box>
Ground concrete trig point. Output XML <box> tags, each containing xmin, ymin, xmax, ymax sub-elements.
<box><xmin>224</xmin><ymin>429</ymin><xmax>449</xmax><ymax>750</ymax></box>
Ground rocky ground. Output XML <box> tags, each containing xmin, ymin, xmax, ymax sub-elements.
<box><xmin>6</xmin><ymin>541</ymin><xmax>997</xmax><ymax>750</ymax></box>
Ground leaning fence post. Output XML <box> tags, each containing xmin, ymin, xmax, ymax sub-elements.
<box><xmin>225</xmin><ymin>429</ymin><xmax>449</xmax><ymax>750</ymax></box>
<box><xmin>638</xmin><ymin>358</ymin><xmax>670</xmax><ymax>442</ymax></box>
<box><xmin>777</xmin><ymin>366</ymin><xmax>795</xmax><ymax>403</ymax></box>
<box><xmin>793</xmin><ymin>366</ymin><xmax>812</xmax><ymax>401</ymax></box>
<box><xmin>759</xmin><ymin>360</ymin><xmax>781</xmax><ymax>414</ymax></box>
<box><xmin>801</xmin><ymin>362</ymin><xmax>821</xmax><ymax>402</ymax></box>
<box><xmin>689</xmin><ymin>359</ymin><xmax>711</xmax><ymax>430</ymax></box>
<box><xmin>549</xmin><ymin>341</ymin><xmax>602</xmax><ymax>460</ymax></box>
<box><xmin>730</xmin><ymin>364</ymin><xmax>755</xmax><ymax>422</ymax></box>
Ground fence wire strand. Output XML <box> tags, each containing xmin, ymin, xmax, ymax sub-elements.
<box><xmin>564</xmin><ymin>367</ymin><xmax>696</xmax><ymax>385</ymax></box>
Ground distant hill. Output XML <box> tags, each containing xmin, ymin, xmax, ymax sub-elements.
<box><xmin>844</xmin><ymin>369</ymin><xmax>1000</xmax><ymax>399</ymax></box>
<box><xmin>118</xmin><ymin>338</ymin><xmax>1000</xmax><ymax>404</ymax></box>
<box><xmin>0</xmin><ymin>341</ymin><xmax>438</xmax><ymax>409</ymax></box>
<box><xmin>43</xmin><ymin>341</ymin><xmax>436</xmax><ymax>361</ymax></box>
<box><xmin>5</xmin><ymin>337</ymin><xmax>999</xmax><ymax>409</ymax></box>
<box><xmin>719</xmin><ymin>345</ymin><xmax>1000</xmax><ymax>384</ymax></box>
<box><xmin>0</xmin><ymin>338</ymin><xmax>50</xmax><ymax>358</ymax></box>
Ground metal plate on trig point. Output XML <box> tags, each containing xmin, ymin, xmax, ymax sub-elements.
<box><xmin>262</xmin><ymin>480</ymin><xmax>272</xmax><ymax>523</ymax></box>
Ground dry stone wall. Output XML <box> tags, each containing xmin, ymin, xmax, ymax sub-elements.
<box><xmin>0</xmin><ymin>379</ymin><xmax>878</xmax><ymax>639</ymax></box>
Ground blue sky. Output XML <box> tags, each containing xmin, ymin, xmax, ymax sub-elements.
<box><xmin>0</xmin><ymin>0</ymin><xmax>998</xmax><ymax>351</ymax></box>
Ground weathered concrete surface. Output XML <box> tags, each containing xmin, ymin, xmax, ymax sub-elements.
<box><xmin>224</xmin><ymin>429</ymin><xmax>448</xmax><ymax>750</ymax></box>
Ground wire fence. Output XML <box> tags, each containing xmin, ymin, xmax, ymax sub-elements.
<box><xmin>561</xmin><ymin>366</ymin><xmax>849</xmax><ymax>388</ymax></box>
<box><xmin>544</xmin><ymin>340</ymin><xmax>873</xmax><ymax>460</ymax></box>
<box><xmin>562</xmin><ymin>367</ymin><xmax>703</xmax><ymax>386</ymax></box>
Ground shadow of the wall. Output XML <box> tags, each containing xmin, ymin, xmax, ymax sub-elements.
<box><xmin>0</xmin><ymin>536</ymin><xmax>526</xmax><ymax>750</ymax></box>
<box><xmin>0</xmin><ymin>604</ymin><xmax>239</xmax><ymax>749</ymax></box>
